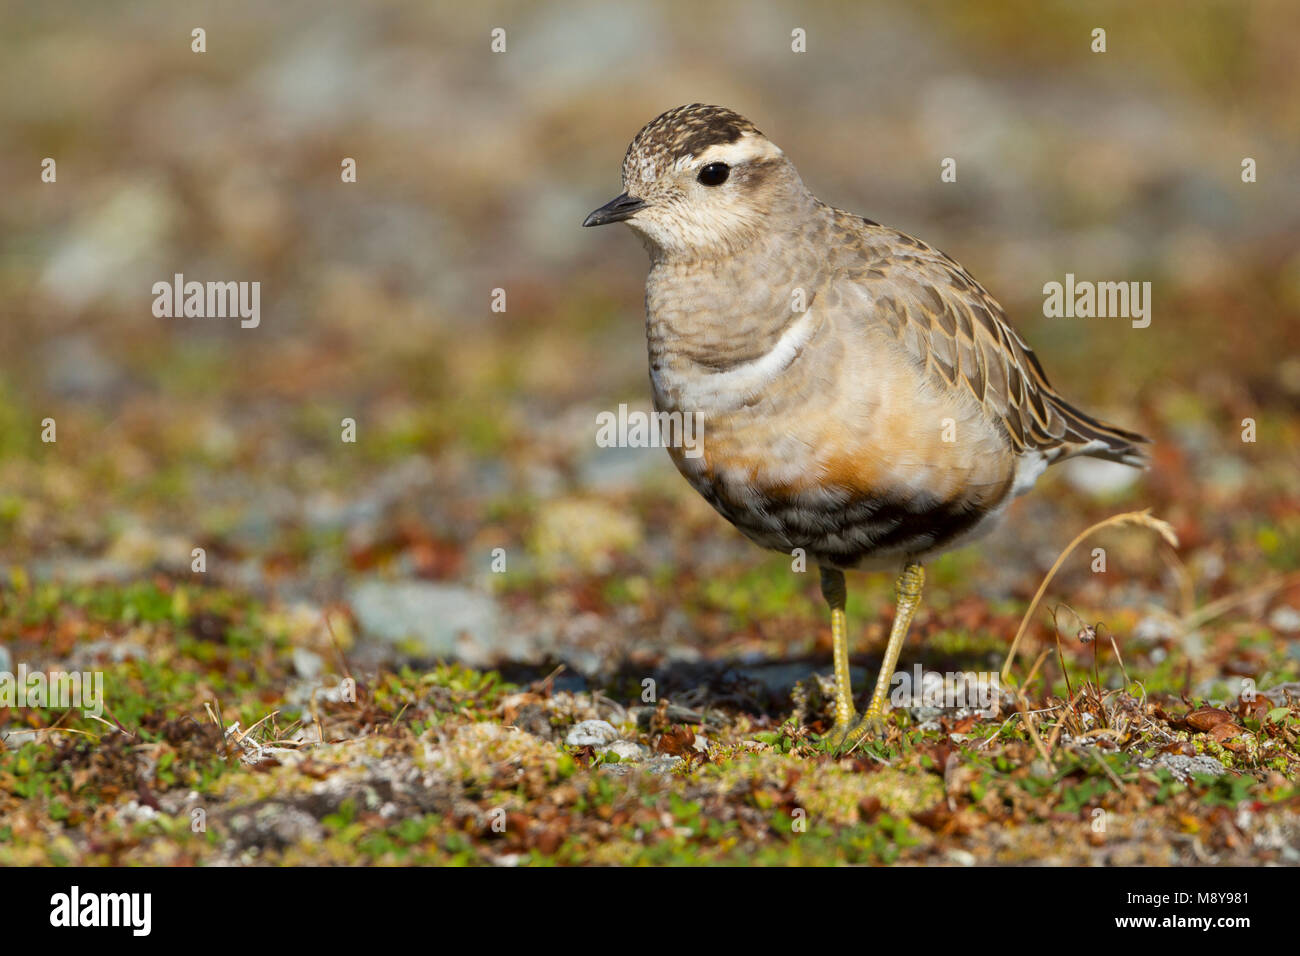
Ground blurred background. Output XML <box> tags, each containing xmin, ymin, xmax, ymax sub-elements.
<box><xmin>2</xmin><ymin>0</ymin><xmax>1299</xmax><ymax>685</ymax></box>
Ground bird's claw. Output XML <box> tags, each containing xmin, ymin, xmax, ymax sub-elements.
<box><xmin>820</xmin><ymin>713</ymin><xmax>889</xmax><ymax>754</ymax></box>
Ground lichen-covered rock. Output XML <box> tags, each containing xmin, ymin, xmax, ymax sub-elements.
<box><xmin>565</xmin><ymin>719</ymin><xmax>620</xmax><ymax>747</ymax></box>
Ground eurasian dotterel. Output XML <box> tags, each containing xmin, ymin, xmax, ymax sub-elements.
<box><xmin>583</xmin><ymin>104</ymin><xmax>1148</xmax><ymax>749</ymax></box>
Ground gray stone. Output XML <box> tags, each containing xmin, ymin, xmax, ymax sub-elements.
<box><xmin>1269</xmin><ymin>606</ymin><xmax>1300</xmax><ymax>633</ymax></box>
<box><xmin>565</xmin><ymin>719</ymin><xmax>619</xmax><ymax>747</ymax></box>
<box><xmin>599</xmin><ymin>740</ymin><xmax>648</xmax><ymax>762</ymax></box>
<box><xmin>1</xmin><ymin>729</ymin><xmax>41</xmax><ymax>750</ymax></box>
<box><xmin>292</xmin><ymin>647</ymin><xmax>324</xmax><ymax>679</ymax></box>
<box><xmin>348</xmin><ymin>579</ymin><xmax>503</xmax><ymax>663</ymax></box>
<box><xmin>1154</xmin><ymin>753</ymin><xmax>1228</xmax><ymax>782</ymax></box>
<box><xmin>598</xmin><ymin>754</ymin><xmax>683</xmax><ymax>777</ymax></box>
<box><xmin>641</xmin><ymin>755</ymin><xmax>684</xmax><ymax>776</ymax></box>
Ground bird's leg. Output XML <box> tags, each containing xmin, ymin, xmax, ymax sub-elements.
<box><xmin>819</xmin><ymin>562</ymin><xmax>926</xmax><ymax>751</ymax></box>
<box><xmin>818</xmin><ymin>566</ymin><xmax>857</xmax><ymax>746</ymax></box>
<box><xmin>853</xmin><ymin>561</ymin><xmax>926</xmax><ymax>738</ymax></box>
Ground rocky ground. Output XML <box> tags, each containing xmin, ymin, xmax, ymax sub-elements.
<box><xmin>2</xmin><ymin>1</ymin><xmax>1299</xmax><ymax>865</ymax></box>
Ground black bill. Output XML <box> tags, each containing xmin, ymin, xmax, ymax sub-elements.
<box><xmin>582</xmin><ymin>192</ymin><xmax>647</xmax><ymax>227</ymax></box>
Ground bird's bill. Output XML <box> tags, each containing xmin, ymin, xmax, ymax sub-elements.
<box><xmin>582</xmin><ymin>192</ymin><xmax>647</xmax><ymax>227</ymax></box>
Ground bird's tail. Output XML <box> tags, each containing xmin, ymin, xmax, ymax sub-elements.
<box><xmin>1049</xmin><ymin>395</ymin><xmax>1151</xmax><ymax>468</ymax></box>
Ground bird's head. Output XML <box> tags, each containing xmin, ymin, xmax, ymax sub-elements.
<box><xmin>583</xmin><ymin>104</ymin><xmax>811</xmax><ymax>262</ymax></box>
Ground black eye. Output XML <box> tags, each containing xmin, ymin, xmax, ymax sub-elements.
<box><xmin>697</xmin><ymin>162</ymin><xmax>730</xmax><ymax>186</ymax></box>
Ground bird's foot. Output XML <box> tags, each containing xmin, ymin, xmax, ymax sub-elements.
<box><xmin>819</xmin><ymin>711</ymin><xmax>890</xmax><ymax>754</ymax></box>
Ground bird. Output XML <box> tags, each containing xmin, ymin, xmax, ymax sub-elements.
<box><xmin>582</xmin><ymin>104</ymin><xmax>1148</xmax><ymax>750</ymax></box>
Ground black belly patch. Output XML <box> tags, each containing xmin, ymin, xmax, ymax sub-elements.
<box><xmin>698</xmin><ymin>480</ymin><xmax>999</xmax><ymax>568</ymax></box>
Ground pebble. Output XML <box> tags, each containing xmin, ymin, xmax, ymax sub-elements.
<box><xmin>1268</xmin><ymin>605</ymin><xmax>1300</xmax><ymax>633</ymax></box>
<box><xmin>599</xmin><ymin>754</ymin><xmax>682</xmax><ymax>777</ymax></box>
<box><xmin>348</xmin><ymin>579</ymin><xmax>504</xmax><ymax>664</ymax></box>
<box><xmin>601</xmin><ymin>740</ymin><xmax>648</xmax><ymax>761</ymax></box>
<box><xmin>1</xmin><ymin>729</ymin><xmax>41</xmax><ymax>750</ymax></box>
<box><xmin>1152</xmin><ymin>753</ymin><xmax>1227</xmax><ymax>782</ymax></box>
<box><xmin>565</xmin><ymin>719</ymin><xmax>619</xmax><ymax>747</ymax></box>
<box><xmin>292</xmin><ymin>647</ymin><xmax>325</xmax><ymax>679</ymax></box>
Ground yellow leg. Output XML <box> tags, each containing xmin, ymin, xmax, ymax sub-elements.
<box><xmin>863</xmin><ymin>562</ymin><xmax>925</xmax><ymax>720</ymax></box>
<box><xmin>820</xmin><ymin>562</ymin><xmax>925</xmax><ymax>751</ymax></box>
<box><xmin>819</xmin><ymin>567</ymin><xmax>855</xmax><ymax>731</ymax></box>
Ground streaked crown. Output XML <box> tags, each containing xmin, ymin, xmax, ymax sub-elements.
<box><xmin>621</xmin><ymin>104</ymin><xmax>765</xmax><ymax>191</ymax></box>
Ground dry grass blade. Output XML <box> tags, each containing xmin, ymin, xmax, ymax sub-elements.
<box><xmin>1015</xmin><ymin>696</ymin><xmax>1056</xmax><ymax>774</ymax></box>
<box><xmin>1107</xmin><ymin>629</ymin><xmax>1130</xmax><ymax>688</ymax></box>
<box><xmin>1002</xmin><ymin>509</ymin><xmax>1179</xmax><ymax>683</ymax></box>
<box><xmin>233</xmin><ymin>710</ymin><xmax>279</xmax><ymax>744</ymax></box>
<box><xmin>1179</xmin><ymin>570</ymin><xmax>1300</xmax><ymax>632</ymax></box>
<box><xmin>1021</xmin><ymin>647</ymin><xmax>1053</xmax><ymax>695</ymax></box>
<box><xmin>322</xmin><ymin>607</ymin><xmax>354</xmax><ymax>683</ymax></box>
<box><xmin>86</xmin><ymin>713</ymin><xmax>133</xmax><ymax>738</ymax></box>
<box><xmin>1044</xmin><ymin>706</ymin><xmax>1067</xmax><ymax>755</ymax></box>
<box><xmin>1052</xmin><ymin>616</ymin><xmax>1075</xmax><ymax>704</ymax></box>
<box><xmin>1089</xmin><ymin>748</ymin><xmax>1125</xmax><ymax>790</ymax></box>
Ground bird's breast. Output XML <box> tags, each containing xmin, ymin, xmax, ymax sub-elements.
<box><xmin>651</xmin><ymin>330</ymin><xmax>1020</xmax><ymax>566</ymax></box>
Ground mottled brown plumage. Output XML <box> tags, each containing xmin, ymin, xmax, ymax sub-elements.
<box><xmin>584</xmin><ymin>104</ymin><xmax>1150</xmax><ymax>747</ymax></box>
<box><xmin>828</xmin><ymin>209</ymin><xmax>1149</xmax><ymax>465</ymax></box>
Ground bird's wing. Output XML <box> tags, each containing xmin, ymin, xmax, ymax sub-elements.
<box><xmin>836</xmin><ymin>217</ymin><xmax>1148</xmax><ymax>465</ymax></box>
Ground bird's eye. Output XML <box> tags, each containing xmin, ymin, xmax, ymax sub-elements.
<box><xmin>697</xmin><ymin>162</ymin><xmax>730</xmax><ymax>186</ymax></box>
